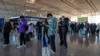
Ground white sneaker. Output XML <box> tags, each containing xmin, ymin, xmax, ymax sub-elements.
<box><xmin>50</xmin><ymin>49</ymin><xmax>55</xmax><ymax>54</ymax></box>
<box><xmin>3</xmin><ymin>44</ymin><xmax>8</xmax><ymax>48</ymax></box>
<box><xmin>17</xmin><ymin>46</ymin><xmax>22</xmax><ymax>48</ymax></box>
<box><xmin>23</xmin><ymin>45</ymin><xmax>26</xmax><ymax>47</ymax></box>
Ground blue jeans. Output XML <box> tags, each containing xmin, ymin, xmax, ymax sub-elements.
<box><xmin>36</xmin><ymin>29</ymin><xmax>42</xmax><ymax>40</ymax></box>
<box><xmin>49</xmin><ymin>35</ymin><xmax>56</xmax><ymax>52</ymax></box>
<box><xmin>37</xmin><ymin>32</ymin><xmax>42</xmax><ymax>40</ymax></box>
<box><xmin>62</xmin><ymin>31</ymin><xmax>68</xmax><ymax>48</ymax></box>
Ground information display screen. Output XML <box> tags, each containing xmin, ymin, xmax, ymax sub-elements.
<box><xmin>78</xmin><ymin>17</ymin><xmax>88</xmax><ymax>22</ymax></box>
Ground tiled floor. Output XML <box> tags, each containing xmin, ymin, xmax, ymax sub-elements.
<box><xmin>52</xmin><ymin>33</ymin><xmax>100</xmax><ymax>56</ymax></box>
<box><xmin>1</xmin><ymin>32</ymin><xmax>100</xmax><ymax>56</ymax></box>
<box><xmin>0</xmin><ymin>32</ymin><xmax>41</xmax><ymax>56</ymax></box>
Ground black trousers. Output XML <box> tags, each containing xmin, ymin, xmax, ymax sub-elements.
<box><xmin>26</xmin><ymin>32</ymin><xmax>33</xmax><ymax>41</ymax></box>
<box><xmin>19</xmin><ymin>33</ymin><xmax>26</xmax><ymax>45</ymax></box>
<box><xmin>3</xmin><ymin>32</ymin><xmax>10</xmax><ymax>45</ymax></box>
<box><xmin>86</xmin><ymin>28</ymin><xmax>89</xmax><ymax>34</ymax></box>
<box><xmin>49</xmin><ymin>35</ymin><xmax>56</xmax><ymax>52</ymax></box>
<box><xmin>96</xmin><ymin>30</ymin><xmax>99</xmax><ymax>34</ymax></box>
<box><xmin>59</xmin><ymin>31</ymin><xmax>63</xmax><ymax>45</ymax></box>
<box><xmin>62</xmin><ymin>31</ymin><xmax>68</xmax><ymax>48</ymax></box>
<box><xmin>43</xmin><ymin>30</ymin><xmax>48</xmax><ymax>38</ymax></box>
<box><xmin>37</xmin><ymin>32</ymin><xmax>42</xmax><ymax>40</ymax></box>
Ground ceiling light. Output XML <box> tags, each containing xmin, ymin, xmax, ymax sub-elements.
<box><xmin>32</xmin><ymin>10</ymin><xmax>36</xmax><ymax>12</ymax></box>
<box><xmin>25</xmin><ymin>9</ymin><xmax>31</xmax><ymax>12</ymax></box>
<box><xmin>26</xmin><ymin>0</ymin><xmax>36</xmax><ymax>3</ymax></box>
<box><xmin>41</xmin><ymin>8</ymin><xmax>46</xmax><ymax>10</ymax></box>
<box><xmin>25</xmin><ymin>9</ymin><xmax>36</xmax><ymax>12</ymax></box>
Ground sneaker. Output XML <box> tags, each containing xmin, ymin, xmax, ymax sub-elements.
<box><xmin>22</xmin><ymin>45</ymin><xmax>26</xmax><ymax>47</ymax></box>
<box><xmin>50</xmin><ymin>49</ymin><xmax>55</xmax><ymax>54</ymax></box>
<box><xmin>3</xmin><ymin>44</ymin><xmax>8</xmax><ymax>48</ymax></box>
<box><xmin>17</xmin><ymin>46</ymin><xmax>22</xmax><ymax>48</ymax></box>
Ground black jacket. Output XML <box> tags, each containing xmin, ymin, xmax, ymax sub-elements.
<box><xmin>62</xmin><ymin>18</ymin><xmax>69</xmax><ymax>32</ymax></box>
<box><xmin>3</xmin><ymin>21</ymin><xmax>12</xmax><ymax>33</ymax></box>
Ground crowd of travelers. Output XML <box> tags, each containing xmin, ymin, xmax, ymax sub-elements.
<box><xmin>2</xmin><ymin>13</ymin><xmax>100</xmax><ymax>55</ymax></box>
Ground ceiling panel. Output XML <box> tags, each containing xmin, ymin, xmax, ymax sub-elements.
<box><xmin>0</xmin><ymin>0</ymin><xmax>100</xmax><ymax>18</ymax></box>
<box><xmin>0</xmin><ymin>3</ymin><xmax>5</xmax><ymax>9</ymax></box>
<box><xmin>68</xmin><ymin>0</ymin><xmax>94</xmax><ymax>13</ymax></box>
<box><xmin>38</xmin><ymin>0</ymin><xmax>82</xmax><ymax>16</ymax></box>
<box><xmin>92</xmin><ymin>0</ymin><xmax>100</xmax><ymax>12</ymax></box>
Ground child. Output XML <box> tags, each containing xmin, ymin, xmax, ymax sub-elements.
<box><xmin>26</xmin><ymin>23</ymin><xmax>34</xmax><ymax>41</ymax></box>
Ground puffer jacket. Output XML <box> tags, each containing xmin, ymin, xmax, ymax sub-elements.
<box><xmin>19</xmin><ymin>18</ymin><xmax>27</xmax><ymax>33</ymax></box>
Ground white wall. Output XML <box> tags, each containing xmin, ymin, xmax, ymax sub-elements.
<box><xmin>88</xmin><ymin>15</ymin><xmax>100</xmax><ymax>24</ymax></box>
<box><xmin>70</xmin><ymin>16</ymin><xmax>78</xmax><ymax>22</ymax></box>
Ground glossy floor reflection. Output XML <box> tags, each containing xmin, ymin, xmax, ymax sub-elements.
<box><xmin>54</xmin><ymin>33</ymin><xmax>100</xmax><ymax>56</ymax></box>
<box><xmin>0</xmin><ymin>32</ymin><xmax>41</xmax><ymax>56</ymax></box>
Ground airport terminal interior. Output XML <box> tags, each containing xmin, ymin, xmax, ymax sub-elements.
<box><xmin>0</xmin><ymin>0</ymin><xmax>100</xmax><ymax>56</ymax></box>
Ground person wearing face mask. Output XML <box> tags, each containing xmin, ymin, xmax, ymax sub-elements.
<box><xmin>47</xmin><ymin>13</ymin><xmax>57</xmax><ymax>53</ymax></box>
<box><xmin>36</xmin><ymin>19</ymin><xmax>43</xmax><ymax>40</ymax></box>
<box><xmin>43</xmin><ymin>19</ymin><xmax>49</xmax><ymax>43</ymax></box>
<box><xmin>3</xmin><ymin>20</ymin><xmax>12</xmax><ymax>47</ymax></box>
<box><xmin>62</xmin><ymin>17</ymin><xmax>69</xmax><ymax>48</ymax></box>
<box><xmin>17</xmin><ymin>16</ymin><xmax>27</xmax><ymax>48</ymax></box>
<box><xmin>58</xmin><ymin>16</ymin><xmax>64</xmax><ymax>46</ymax></box>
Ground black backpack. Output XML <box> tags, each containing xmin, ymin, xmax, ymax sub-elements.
<box><xmin>25</xmin><ymin>25</ymin><xmax>28</xmax><ymax>31</ymax></box>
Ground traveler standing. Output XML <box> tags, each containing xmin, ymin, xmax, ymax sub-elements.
<box><xmin>43</xmin><ymin>19</ymin><xmax>49</xmax><ymax>43</ymax></box>
<box><xmin>3</xmin><ymin>20</ymin><xmax>12</xmax><ymax>47</ymax></box>
<box><xmin>96</xmin><ymin>23</ymin><xmax>100</xmax><ymax>34</ymax></box>
<box><xmin>85</xmin><ymin>22</ymin><xmax>89</xmax><ymax>35</ymax></box>
<box><xmin>36</xmin><ymin>20</ymin><xmax>43</xmax><ymax>40</ymax></box>
<box><xmin>90</xmin><ymin>24</ymin><xmax>96</xmax><ymax>35</ymax></box>
<box><xmin>27</xmin><ymin>23</ymin><xmax>34</xmax><ymax>41</ymax></box>
<box><xmin>79</xmin><ymin>23</ymin><xmax>85</xmax><ymax>35</ymax></box>
<box><xmin>17</xmin><ymin>16</ymin><xmax>27</xmax><ymax>48</ymax></box>
<box><xmin>58</xmin><ymin>17</ymin><xmax>63</xmax><ymax>46</ymax></box>
<box><xmin>70</xmin><ymin>22</ymin><xmax>75</xmax><ymax>34</ymax></box>
<box><xmin>62</xmin><ymin>17</ymin><xmax>69</xmax><ymax>48</ymax></box>
<box><xmin>47</xmin><ymin>13</ymin><xmax>57</xmax><ymax>53</ymax></box>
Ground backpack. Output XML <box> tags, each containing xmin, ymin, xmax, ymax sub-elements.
<box><xmin>25</xmin><ymin>25</ymin><xmax>28</xmax><ymax>31</ymax></box>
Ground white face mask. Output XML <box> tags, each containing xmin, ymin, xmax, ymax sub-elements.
<box><xmin>62</xmin><ymin>16</ymin><xmax>65</xmax><ymax>19</ymax></box>
<box><xmin>62</xmin><ymin>18</ymin><xmax>64</xmax><ymax>21</ymax></box>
